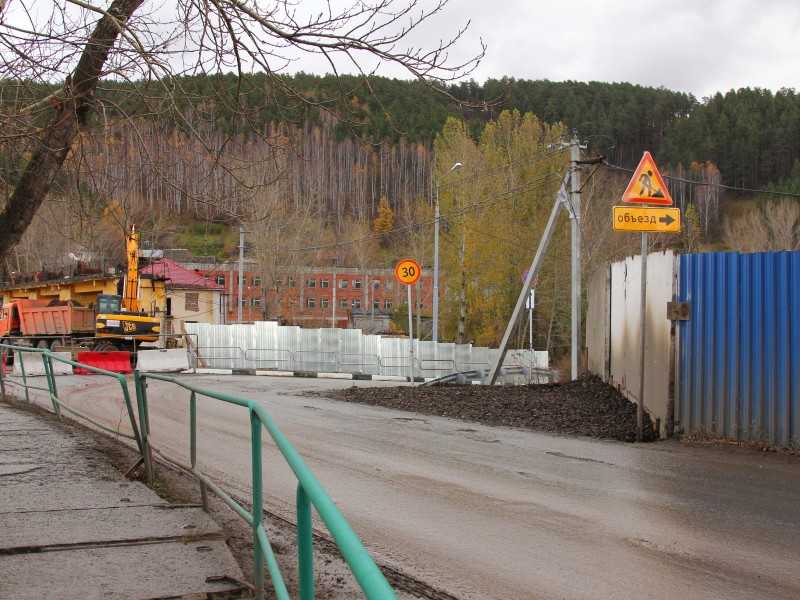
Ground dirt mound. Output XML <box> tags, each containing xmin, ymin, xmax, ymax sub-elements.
<box><xmin>331</xmin><ymin>375</ymin><xmax>657</xmax><ymax>442</ymax></box>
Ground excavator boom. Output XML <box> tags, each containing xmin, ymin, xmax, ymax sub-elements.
<box><xmin>123</xmin><ymin>226</ymin><xmax>139</xmax><ymax>312</ymax></box>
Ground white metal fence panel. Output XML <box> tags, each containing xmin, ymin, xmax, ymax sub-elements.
<box><xmin>185</xmin><ymin>321</ymin><xmax>550</xmax><ymax>380</ymax></box>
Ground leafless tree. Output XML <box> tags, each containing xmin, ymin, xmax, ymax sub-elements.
<box><xmin>722</xmin><ymin>199</ymin><xmax>800</xmax><ymax>252</ymax></box>
<box><xmin>0</xmin><ymin>0</ymin><xmax>484</xmax><ymax>262</ymax></box>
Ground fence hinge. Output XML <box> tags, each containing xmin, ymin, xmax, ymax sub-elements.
<box><xmin>667</xmin><ymin>301</ymin><xmax>690</xmax><ymax>321</ymax></box>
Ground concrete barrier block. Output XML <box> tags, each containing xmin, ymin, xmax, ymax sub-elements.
<box><xmin>137</xmin><ymin>349</ymin><xmax>190</xmax><ymax>373</ymax></box>
<box><xmin>12</xmin><ymin>352</ymin><xmax>73</xmax><ymax>376</ymax></box>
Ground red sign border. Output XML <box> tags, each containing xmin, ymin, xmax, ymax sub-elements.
<box><xmin>622</xmin><ymin>151</ymin><xmax>674</xmax><ymax>206</ymax></box>
<box><xmin>394</xmin><ymin>258</ymin><xmax>422</xmax><ymax>286</ymax></box>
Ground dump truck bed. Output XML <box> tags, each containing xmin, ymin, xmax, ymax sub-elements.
<box><xmin>0</xmin><ymin>300</ymin><xmax>95</xmax><ymax>337</ymax></box>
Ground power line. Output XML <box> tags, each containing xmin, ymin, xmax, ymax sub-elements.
<box><xmin>602</xmin><ymin>161</ymin><xmax>800</xmax><ymax>199</ymax></box>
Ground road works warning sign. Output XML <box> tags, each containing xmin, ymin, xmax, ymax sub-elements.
<box><xmin>621</xmin><ymin>151</ymin><xmax>673</xmax><ymax>206</ymax></box>
<box><xmin>613</xmin><ymin>206</ymin><xmax>681</xmax><ymax>233</ymax></box>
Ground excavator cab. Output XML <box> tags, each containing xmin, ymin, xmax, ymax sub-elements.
<box><xmin>96</xmin><ymin>294</ymin><xmax>121</xmax><ymax>315</ymax></box>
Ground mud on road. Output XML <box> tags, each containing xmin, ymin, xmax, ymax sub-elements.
<box><xmin>331</xmin><ymin>375</ymin><xmax>657</xmax><ymax>442</ymax></box>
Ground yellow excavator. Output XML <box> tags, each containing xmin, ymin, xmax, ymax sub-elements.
<box><xmin>93</xmin><ymin>226</ymin><xmax>161</xmax><ymax>351</ymax></box>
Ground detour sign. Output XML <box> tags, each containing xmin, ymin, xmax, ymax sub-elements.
<box><xmin>394</xmin><ymin>258</ymin><xmax>422</xmax><ymax>285</ymax></box>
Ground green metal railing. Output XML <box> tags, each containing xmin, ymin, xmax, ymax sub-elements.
<box><xmin>0</xmin><ymin>343</ymin><xmax>144</xmax><ymax>456</ymax></box>
<box><xmin>0</xmin><ymin>343</ymin><xmax>394</xmax><ymax>599</ymax></box>
<box><xmin>135</xmin><ymin>371</ymin><xmax>396</xmax><ymax>600</ymax></box>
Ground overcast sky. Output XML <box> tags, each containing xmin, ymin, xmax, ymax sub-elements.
<box><xmin>6</xmin><ymin>1</ymin><xmax>799</xmax><ymax>99</ymax></box>
<box><xmin>289</xmin><ymin>0</ymin><xmax>800</xmax><ymax>100</ymax></box>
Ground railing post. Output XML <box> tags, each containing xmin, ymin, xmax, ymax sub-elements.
<box><xmin>134</xmin><ymin>372</ymin><xmax>154</xmax><ymax>485</ymax></box>
<box><xmin>43</xmin><ymin>352</ymin><xmax>61</xmax><ymax>418</ymax></box>
<box><xmin>297</xmin><ymin>483</ymin><xmax>315</xmax><ymax>600</ymax></box>
<box><xmin>17</xmin><ymin>348</ymin><xmax>30</xmax><ymax>403</ymax></box>
<box><xmin>0</xmin><ymin>349</ymin><xmax>6</xmax><ymax>402</ymax></box>
<box><xmin>189</xmin><ymin>391</ymin><xmax>209</xmax><ymax>511</ymax></box>
<box><xmin>250</xmin><ymin>409</ymin><xmax>265</xmax><ymax>600</ymax></box>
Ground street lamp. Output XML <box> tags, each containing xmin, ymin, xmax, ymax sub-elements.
<box><xmin>433</xmin><ymin>161</ymin><xmax>462</xmax><ymax>342</ymax></box>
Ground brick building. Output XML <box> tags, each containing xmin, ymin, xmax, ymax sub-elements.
<box><xmin>179</xmin><ymin>261</ymin><xmax>433</xmax><ymax>331</ymax></box>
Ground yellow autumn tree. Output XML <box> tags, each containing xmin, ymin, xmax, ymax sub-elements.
<box><xmin>434</xmin><ymin>111</ymin><xmax>570</xmax><ymax>347</ymax></box>
<box><xmin>372</xmin><ymin>196</ymin><xmax>395</xmax><ymax>247</ymax></box>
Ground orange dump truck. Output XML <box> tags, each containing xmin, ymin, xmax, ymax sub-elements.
<box><xmin>0</xmin><ymin>299</ymin><xmax>95</xmax><ymax>349</ymax></box>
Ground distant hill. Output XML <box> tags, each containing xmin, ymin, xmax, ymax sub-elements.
<box><xmin>84</xmin><ymin>73</ymin><xmax>800</xmax><ymax>190</ymax></box>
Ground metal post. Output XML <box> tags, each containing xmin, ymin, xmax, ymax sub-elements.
<box><xmin>637</xmin><ymin>232</ymin><xmax>648</xmax><ymax>442</ymax></box>
<box><xmin>18</xmin><ymin>349</ymin><xmax>29</xmax><ymax>403</ymax></box>
<box><xmin>488</xmin><ymin>177</ymin><xmax>569</xmax><ymax>385</ymax></box>
<box><xmin>238</xmin><ymin>223</ymin><xmax>244</xmax><ymax>323</ymax></box>
<box><xmin>0</xmin><ymin>349</ymin><xmax>5</xmax><ymax>402</ymax></box>
<box><xmin>528</xmin><ymin>290</ymin><xmax>534</xmax><ymax>352</ymax></box>
<box><xmin>528</xmin><ymin>292</ymin><xmax>534</xmax><ymax>385</ymax></box>
<box><xmin>134</xmin><ymin>373</ymin><xmax>154</xmax><ymax>485</ymax></box>
<box><xmin>570</xmin><ymin>135</ymin><xmax>582</xmax><ymax>381</ymax></box>
<box><xmin>433</xmin><ymin>183</ymin><xmax>440</xmax><ymax>342</ymax></box>
<box><xmin>250</xmin><ymin>411</ymin><xmax>265</xmax><ymax>599</ymax></box>
<box><xmin>296</xmin><ymin>484</ymin><xmax>314</xmax><ymax>600</ymax></box>
<box><xmin>189</xmin><ymin>391</ymin><xmax>208</xmax><ymax>511</ymax></box>
<box><xmin>332</xmin><ymin>269</ymin><xmax>337</xmax><ymax>328</ymax></box>
<box><xmin>416</xmin><ymin>279</ymin><xmax>421</xmax><ymax>341</ymax></box>
<box><xmin>44</xmin><ymin>354</ymin><xmax>61</xmax><ymax>417</ymax></box>
<box><xmin>407</xmin><ymin>284</ymin><xmax>414</xmax><ymax>382</ymax></box>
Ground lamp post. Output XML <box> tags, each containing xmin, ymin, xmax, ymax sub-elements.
<box><xmin>433</xmin><ymin>161</ymin><xmax>462</xmax><ymax>342</ymax></box>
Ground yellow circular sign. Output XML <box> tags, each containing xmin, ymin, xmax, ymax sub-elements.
<box><xmin>394</xmin><ymin>258</ymin><xmax>422</xmax><ymax>286</ymax></box>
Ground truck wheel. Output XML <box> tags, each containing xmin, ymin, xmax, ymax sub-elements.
<box><xmin>93</xmin><ymin>340</ymin><xmax>117</xmax><ymax>352</ymax></box>
<box><xmin>36</xmin><ymin>340</ymin><xmax>49</xmax><ymax>349</ymax></box>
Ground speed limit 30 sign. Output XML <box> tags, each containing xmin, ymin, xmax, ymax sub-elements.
<box><xmin>394</xmin><ymin>258</ymin><xmax>422</xmax><ymax>285</ymax></box>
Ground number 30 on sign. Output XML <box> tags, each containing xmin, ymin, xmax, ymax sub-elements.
<box><xmin>394</xmin><ymin>258</ymin><xmax>422</xmax><ymax>285</ymax></box>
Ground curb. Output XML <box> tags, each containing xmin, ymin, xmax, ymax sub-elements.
<box><xmin>182</xmin><ymin>367</ymin><xmax>431</xmax><ymax>383</ymax></box>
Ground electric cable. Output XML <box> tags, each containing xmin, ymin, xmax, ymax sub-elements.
<box><xmin>602</xmin><ymin>161</ymin><xmax>800</xmax><ymax>199</ymax></box>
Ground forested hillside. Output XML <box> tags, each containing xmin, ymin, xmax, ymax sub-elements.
<box><xmin>5</xmin><ymin>73</ymin><xmax>796</xmax><ymax>236</ymax></box>
<box><xmin>91</xmin><ymin>73</ymin><xmax>800</xmax><ymax>188</ymax></box>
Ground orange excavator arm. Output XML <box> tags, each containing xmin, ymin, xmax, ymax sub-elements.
<box><xmin>122</xmin><ymin>225</ymin><xmax>139</xmax><ymax>313</ymax></box>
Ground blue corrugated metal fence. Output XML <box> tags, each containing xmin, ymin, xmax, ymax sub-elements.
<box><xmin>678</xmin><ymin>251</ymin><xmax>800</xmax><ymax>446</ymax></box>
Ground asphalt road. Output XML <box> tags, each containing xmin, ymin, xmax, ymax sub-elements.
<box><xmin>16</xmin><ymin>374</ymin><xmax>800</xmax><ymax>599</ymax></box>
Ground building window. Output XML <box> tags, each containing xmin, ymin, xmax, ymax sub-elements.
<box><xmin>252</xmin><ymin>298</ymin><xmax>262</xmax><ymax>307</ymax></box>
<box><xmin>288</xmin><ymin>276</ymin><xmax>295</xmax><ymax>288</ymax></box>
<box><xmin>184</xmin><ymin>292</ymin><xmax>199</xmax><ymax>312</ymax></box>
<box><xmin>353</xmin><ymin>279</ymin><xmax>362</xmax><ymax>289</ymax></box>
<box><xmin>372</xmin><ymin>280</ymin><xmax>380</xmax><ymax>289</ymax></box>
<box><xmin>352</xmin><ymin>298</ymin><xmax>361</xmax><ymax>309</ymax></box>
<box><xmin>320</xmin><ymin>298</ymin><xmax>329</xmax><ymax>308</ymax></box>
<box><xmin>320</xmin><ymin>279</ymin><xmax>329</xmax><ymax>288</ymax></box>
<box><xmin>384</xmin><ymin>299</ymin><xmax>392</xmax><ymax>310</ymax></box>
<box><xmin>339</xmin><ymin>298</ymin><xmax>348</xmax><ymax>308</ymax></box>
<box><xmin>384</xmin><ymin>280</ymin><xmax>393</xmax><ymax>290</ymax></box>
<box><xmin>373</xmin><ymin>299</ymin><xmax>380</xmax><ymax>310</ymax></box>
<box><xmin>253</xmin><ymin>277</ymin><xmax>262</xmax><ymax>288</ymax></box>
<box><xmin>306</xmin><ymin>278</ymin><xmax>316</xmax><ymax>288</ymax></box>
<box><xmin>307</xmin><ymin>297</ymin><xmax>316</xmax><ymax>308</ymax></box>
<box><xmin>338</xmin><ymin>279</ymin><xmax>348</xmax><ymax>289</ymax></box>
<box><xmin>215</xmin><ymin>275</ymin><xmax>225</xmax><ymax>286</ymax></box>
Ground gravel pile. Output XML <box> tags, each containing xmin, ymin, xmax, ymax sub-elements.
<box><xmin>331</xmin><ymin>375</ymin><xmax>657</xmax><ymax>442</ymax></box>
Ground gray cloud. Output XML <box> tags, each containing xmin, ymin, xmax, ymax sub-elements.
<box><xmin>292</xmin><ymin>0</ymin><xmax>800</xmax><ymax>98</ymax></box>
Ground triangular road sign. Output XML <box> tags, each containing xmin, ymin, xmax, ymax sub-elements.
<box><xmin>622</xmin><ymin>151</ymin><xmax>673</xmax><ymax>206</ymax></box>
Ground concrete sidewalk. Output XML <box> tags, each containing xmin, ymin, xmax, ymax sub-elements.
<box><xmin>0</xmin><ymin>401</ymin><xmax>247</xmax><ymax>600</ymax></box>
